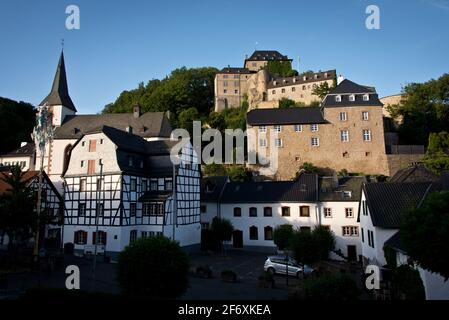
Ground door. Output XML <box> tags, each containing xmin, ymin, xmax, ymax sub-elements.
<box><xmin>232</xmin><ymin>230</ymin><xmax>243</xmax><ymax>248</ymax></box>
<box><xmin>347</xmin><ymin>245</ymin><xmax>357</xmax><ymax>261</ymax></box>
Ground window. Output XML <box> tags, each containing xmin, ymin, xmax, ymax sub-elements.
<box><xmin>362</xmin><ymin>200</ymin><xmax>368</xmax><ymax>216</ymax></box>
<box><xmin>259</xmin><ymin>126</ymin><xmax>267</xmax><ymax>133</ymax></box>
<box><xmin>223</xmin><ymin>89</ymin><xmax>227</xmax><ymax>94</ymax></box>
<box><xmin>96</xmin><ymin>203</ymin><xmax>104</xmax><ymax>217</ymax></box>
<box><xmin>272</xmin><ymin>90</ymin><xmax>276</xmax><ymax>94</ymax></box>
<box><xmin>89</xmin><ymin>140</ymin><xmax>96</xmax><ymax>152</ymax></box>
<box><xmin>311</xmin><ymin>124</ymin><xmax>318</xmax><ymax>132</ymax></box>
<box><xmin>80</xmin><ymin>160</ymin><xmax>84</xmax><ymax>168</ymax></box>
<box><xmin>223</xmin><ymin>81</ymin><xmax>228</xmax><ymax>87</ymax></box>
<box><xmin>363</xmin><ymin>130</ymin><xmax>372</xmax><ymax>142</ymax></box>
<box><xmin>259</xmin><ymin>139</ymin><xmax>267</xmax><ymax>148</ymax></box>
<box><xmin>74</xmin><ymin>230</ymin><xmax>87</xmax><ymax>245</ymax></box>
<box><xmin>249</xmin><ymin>226</ymin><xmax>258</xmax><ymax>240</ymax></box>
<box><xmin>87</xmin><ymin>160</ymin><xmax>95</xmax><ymax>175</ymax></box>
<box><xmin>130</xmin><ymin>230</ymin><xmax>137</xmax><ymax>243</ymax></box>
<box><xmin>343</xmin><ymin>191</ymin><xmax>352</xmax><ymax>199</ymax></box>
<box><xmin>361</xmin><ymin>228</ymin><xmax>365</xmax><ymax>243</ymax></box>
<box><xmin>263</xmin><ymin>207</ymin><xmax>272</xmax><ymax>217</ymax></box>
<box><xmin>342</xmin><ymin>226</ymin><xmax>359</xmax><ymax>237</ymax></box>
<box><xmin>128</xmin><ymin>156</ymin><xmax>134</xmax><ymax>167</ymax></box>
<box><xmin>300</xmin><ymin>206</ymin><xmax>310</xmax><ymax>217</ymax></box>
<box><xmin>345</xmin><ymin>208</ymin><xmax>354</xmax><ymax>218</ymax></box>
<box><xmin>368</xmin><ymin>230</ymin><xmax>375</xmax><ymax>248</ymax></box>
<box><xmin>149</xmin><ymin>203</ymin><xmax>164</xmax><ymax>216</ymax></box>
<box><xmin>252</xmin><ymin>62</ymin><xmax>257</xmax><ymax>67</ymax></box>
<box><xmin>294</xmin><ymin>125</ymin><xmax>302</xmax><ymax>132</ymax></box>
<box><xmin>249</xmin><ymin>207</ymin><xmax>257</xmax><ymax>217</ymax></box>
<box><xmin>100</xmin><ymin>139</ymin><xmax>104</xmax><ymax>145</ymax></box>
<box><xmin>324</xmin><ymin>208</ymin><xmax>332</xmax><ymax>218</ymax></box>
<box><xmin>130</xmin><ymin>178</ymin><xmax>137</xmax><ymax>191</ymax></box>
<box><xmin>79</xmin><ymin>179</ymin><xmax>87</xmax><ymax>192</ymax></box>
<box><xmin>165</xmin><ymin>180</ymin><xmax>173</xmax><ymax>190</ymax></box>
<box><xmin>274</xmin><ymin>138</ymin><xmax>283</xmax><ymax>148</ymax></box>
<box><xmin>142</xmin><ymin>203</ymin><xmax>149</xmax><ymax>216</ymax></box>
<box><xmin>281</xmin><ymin>89</ymin><xmax>285</xmax><ymax>93</ymax></box>
<box><xmin>340</xmin><ymin>112</ymin><xmax>347</xmax><ymax>121</ymax></box>
<box><xmin>150</xmin><ymin>180</ymin><xmax>158</xmax><ymax>191</ymax></box>
<box><xmin>349</xmin><ymin>94</ymin><xmax>355</xmax><ymax>102</ymax></box>
<box><xmin>343</xmin><ymin>152</ymin><xmax>350</xmax><ymax>158</ymax></box>
<box><xmin>311</xmin><ymin>137</ymin><xmax>320</xmax><ymax>147</ymax></box>
<box><xmin>234</xmin><ymin>81</ymin><xmax>239</xmax><ymax>87</ymax></box>
<box><xmin>335</xmin><ymin>95</ymin><xmax>342</xmax><ymax>102</ymax></box>
<box><xmin>142</xmin><ymin>180</ymin><xmax>148</xmax><ymax>192</ymax></box>
<box><xmin>93</xmin><ymin>231</ymin><xmax>107</xmax><ymax>245</ymax></box>
<box><xmin>233</xmin><ymin>207</ymin><xmax>242</xmax><ymax>217</ymax></box>
<box><xmin>130</xmin><ymin>203</ymin><xmax>137</xmax><ymax>217</ymax></box>
<box><xmin>81</xmin><ymin>141</ymin><xmax>85</xmax><ymax>147</ymax></box>
<box><xmin>234</xmin><ymin>90</ymin><xmax>238</xmax><ymax>94</ymax></box>
<box><xmin>200</xmin><ymin>205</ymin><xmax>207</xmax><ymax>213</ymax></box>
<box><xmin>264</xmin><ymin>226</ymin><xmax>273</xmax><ymax>241</ymax></box>
<box><xmin>362</xmin><ymin>111</ymin><xmax>369</xmax><ymax>121</ymax></box>
<box><xmin>141</xmin><ymin>231</ymin><xmax>148</xmax><ymax>238</ymax></box>
<box><xmin>274</xmin><ymin>125</ymin><xmax>282</xmax><ymax>132</ymax></box>
<box><xmin>96</xmin><ymin>178</ymin><xmax>103</xmax><ymax>191</ymax></box>
<box><xmin>341</xmin><ymin>130</ymin><xmax>349</xmax><ymax>142</ymax></box>
<box><xmin>78</xmin><ymin>203</ymin><xmax>86</xmax><ymax>216</ymax></box>
<box><xmin>292</xmin><ymin>87</ymin><xmax>296</xmax><ymax>92</ymax></box>
<box><xmin>282</xmin><ymin>207</ymin><xmax>291</xmax><ymax>217</ymax></box>
<box><xmin>233</xmin><ymin>75</ymin><xmax>239</xmax><ymax>79</ymax></box>
<box><xmin>363</xmin><ymin>94</ymin><xmax>370</xmax><ymax>101</ymax></box>
<box><xmin>223</xmin><ymin>75</ymin><xmax>228</xmax><ymax>79</ymax></box>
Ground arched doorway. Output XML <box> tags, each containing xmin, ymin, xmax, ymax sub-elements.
<box><xmin>232</xmin><ymin>230</ymin><xmax>243</xmax><ymax>248</ymax></box>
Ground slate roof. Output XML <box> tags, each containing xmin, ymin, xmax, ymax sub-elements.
<box><xmin>267</xmin><ymin>70</ymin><xmax>336</xmax><ymax>89</ymax></box>
<box><xmin>138</xmin><ymin>190</ymin><xmax>173</xmax><ymax>202</ymax></box>
<box><xmin>246</xmin><ymin>107</ymin><xmax>327</xmax><ymax>126</ymax></box>
<box><xmin>329</xmin><ymin>79</ymin><xmax>376</xmax><ymax>94</ymax></box>
<box><xmin>319</xmin><ymin>176</ymin><xmax>366</xmax><ymax>202</ymax></box>
<box><xmin>220</xmin><ymin>173</ymin><xmax>318</xmax><ymax>203</ymax></box>
<box><xmin>201</xmin><ymin>176</ymin><xmax>229</xmax><ymax>202</ymax></box>
<box><xmin>40</xmin><ymin>52</ymin><xmax>77</xmax><ymax>112</ymax></box>
<box><xmin>389</xmin><ymin>165</ymin><xmax>440</xmax><ymax>183</ymax></box>
<box><xmin>245</xmin><ymin>50</ymin><xmax>291</xmax><ymax>62</ymax></box>
<box><xmin>217</xmin><ymin>67</ymin><xmax>253</xmax><ymax>74</ymax></box>
<box><xmin>1</xmin><ymin>143</ymin><xmax>35</xmax><ymax>157</ymax></box>
<box><xmin>384</xmin><ymin>231</ymin><xmax>406</xmax><ymax>253</ymax></box>
<box><xmin>362</xmin><ymin>182</ymin><xmax>432</xmax><ymax>228</ymax></box>
<box><xmin>54</xmin><ymin>112</ymin><xmax>172</xmax><ymax>139</ymax></box>
<box><xmin>322</xmin><ymin>93</ymin><xmax>383</xmax><ymax>108</ymax></box>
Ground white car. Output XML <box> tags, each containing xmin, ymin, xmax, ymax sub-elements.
<box><xmin>264</xmin><ymin>255</ymin><xmax>314</xmax><ymax>278</ymax></box>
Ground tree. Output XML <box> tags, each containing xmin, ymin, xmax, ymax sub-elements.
<box><xmin>273</xmin><ymin>224</ymin><xmax>294</xmax><ymax>250</ymax></box>
<box><xmin>279</xmin><ymin>98</ymin><xmax>296</xmax><ymax>109</ymax></box>
<box><xmin>313</xmin><ymin>226</ymin><xmax>336</xmax><ymax>260</ymax></box>
<box><xmin>302</xmin><ymin>274</ymin><xmax>359</xmax><ymax>300</ymax></box>
<box><xmin>422</xmin><ymin>132</ymin><xmax>449</xmax><ymax>174</ymax></box>
<box><xmin>390</xmin><ymin>73</ymin><xmax>449</xmax><ymax>146</ymax></box>
<box><xmin>207</xmin><ymin>112</ymin><xmax>226</xmax><ymax>131</ymax></box>
<box><xmin>391</xmin><ymin>265</ymin><xmax>425</xmax><ymax>300</ymax></box>
<box><xmin>117</xmin><ymin>236</ymin><xmax>190</xmax><ymax>299</ymax></box>
<box><xmin>296</xmin><ymin>162</ymin><xmax>319</xmax><ymax>176</ymax></box>
<box><xmin>203</xmin><ymin>163</ymin><xmax>227</xmax><ymax>177</ymax></box>
<box><xmin>290</xmin><ymin>226</ymin><xmax>336</xmax><ymax>265</ymax></box>
<box><xmin>265</xmin><ymin>61</ymin><xmax>297</xmax><ymax>77</ymax></box>
<box><xmin>227</xmin><ymin>165</ymin><xmax>252</xmax><ymax>182</ymax></box>
<box><xmin>312</xmin><ymin>82</ymin><xmax>335</xmax><ymax>99</ymax></box>
<box><xmin>0</xmin><ymin>97</ymin><xmax>35</xmax><ymax>154</ymax></box>
<box><xmin>401</xmin><ymin>191</ymin><xmax>449</xmax><ymax>280</ymax></box>
<box><xmin>177</xmin><ymin>107</ymin><xmax>199</xmax><ymax>132</ymax></box>
<box><xmin>210</xmin><ymin>217</ymin><xmax>234</xmax><ymax>255</ymax></box>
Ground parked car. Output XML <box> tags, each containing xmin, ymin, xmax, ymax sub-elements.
<box><xmin>264</xmin><ymin>255</ymin><xmax>314</xmax><ymax>278</ymax></box>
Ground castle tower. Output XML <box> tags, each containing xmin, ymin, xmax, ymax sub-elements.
<box><xmin>39</xmin><ymin>51</ymin><xmax>77</xmax><ymax>127</ymax></box>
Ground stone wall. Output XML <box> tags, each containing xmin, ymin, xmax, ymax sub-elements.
<box><xmin>386</xmin><ymin>154</ymin><xmax>425</xmax><ymax>177</ymax></box>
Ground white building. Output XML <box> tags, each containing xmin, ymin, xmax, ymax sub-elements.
<box><xmin>201</xmin><ymin>173</ymin><xmax>365</xmax><ymax>261</ymax></box>
<box><xmin>0</xmin><ymin>142</ymin><xmax>36</xmax><ymax>171</ymax></box>
<box><xmin>62</xmin><ymin>125</ymin><xmax>201</xmax><ymax>259</ymax></box>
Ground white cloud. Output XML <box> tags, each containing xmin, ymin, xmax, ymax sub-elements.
<box><xmin>423</xmin><ymin>0</ymin><xmax>449</xmax><ymax>11</ymax></box>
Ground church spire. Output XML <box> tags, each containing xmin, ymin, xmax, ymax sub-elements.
<box><xmin>40</xmin><ymin>51</ymin><xmax>77</xmax><ymax>112</ymax></box>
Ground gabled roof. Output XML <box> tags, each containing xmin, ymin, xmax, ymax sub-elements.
<box><xmin>53</xmin><ymin>112</ymin><xmax>172</xmax><ymax>139</ymax></box>
<box><xmin>245</xmin><ymin>50</ymin><xmax>291</xmax><ymax>62</ymax></box>
<box><xmin>1</xmin><ymin>143</ymin><xmax>35</xmax><ymax>157</ymax></box>
<box><xmin>385</xmin><ymin>231</ymin><xmax>406</xmax><ymax>253</ymax></box>
<box><xmin>329</xmin><ymin>79</ymin><xmax>376</xmax><ymax>95</ymax></box>
<box><xmin>322</xmin><ymin>93</ymin><xmax>382</xmax><ymax>108</ymax></box>
<box><xmin>201</xmin><ymin>176</ymin><xmax>229</xmax><ymax>202</ymax></box>
<box><xmin>362</xmin><ymin>182</ymin><xmax>432</xmax><ymax>229</ymax></box>
<box><xmin>40</xmin><ymin>52</ymin><xmax>77</xmax><ymax>112</ymax></box>
<box><xmin>246</xmin><ymin>107</ymin><xmax>327</xmax><ymax>126</ymax></box>
<box><xmin>220</xmin><ymin>173</ymin><xmax>318</xmax><ymax>203</ymax></box>
<box><xmin>319</xmin><ymin>176</ymin><xmax>366</xmax><ymax>202</ymax></box>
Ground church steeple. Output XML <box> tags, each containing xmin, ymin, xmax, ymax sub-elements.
<box><xmin>40</xmin><ymin>51</ymin><xmax>77</xmax><ymax>112</ymax></box>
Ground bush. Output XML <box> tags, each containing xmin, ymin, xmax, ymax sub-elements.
<box><xmin>117</xmin><ymin>236</ymin><xmax>190</xmax><ymax>299</ymax></box>
<box><xmin>303</xmin><ymin>274</ymin><xmax>359</xmax><ymax>300</ymax></box>
<box><xmin>291</xmin><ymin>226</ymin><xmax>335</xmax><ymax>265</ymax></box>
<box><xmin>273</xmin><ymin>224</ymin><xmax>294</xmax><ymax>250</ymax></box>
<box><xmin>221</xmin><ymin>270</ymin><xmax>237</xmax><ymax>283</ymax></box>
<box><xmin>392</xmin><ymin>265</ymin><xmax>425</xmax><ymax>300</ymax></box>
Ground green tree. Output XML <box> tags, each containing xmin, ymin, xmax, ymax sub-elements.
<box><xmin>313</xmin><ymin>226</ymin><xmax>336</xmax><ymax>260</ymax></box>
<box><xmin>203</xmin><ymin>163</ymin><xmax>227</xmax><ymax>177</ymax></box>
<box><xmin>296</xmin><ymin>162</ymin><xmax>319</xmax><ymax>176</ymax></box>
<box><xmin>291</xmin><ymin>226</ymin><xmax>336</xmax><ymax>265</ymax></box>
<box><xmin>302</xmin><ymin>274</ymin><xmax>359</xmax><ymax>300</ymax></box>
<box><xmin>422</xmin><ymin>132</ymin><xmax>449</xmax><ymax>174</ymax></box>
<box><xmin>279</xmin><ymin>98</ymin><xmax>296</xmax><ymax>109</ymax></box>
<box><xmin>117</xmin><ymin>236</ymin><xmax>190</xmax><ymax>298</ymax></box>
<box><xmin>312</xmin><ymin>82</ymin><xmax>335</xmax><ymax>99</ymax></box>
<box><xmin>177</xmin><ymin>107</ymin><xmax>199</xmax><ymax>132</ymax></box>
<box><xmin>207</xmin><ymin>112</ymin><xmax>226</xmax><ymax>131</ymax></box>
<box><xmin>210</xmin><ymin>217</ymin><xmax>234</xmax><ymax>255</ymax></box>
<box><xmin>273</xmin><ymin>224</ymin><xmax>294</xmax><ymax>250</ymax></box>
<box><xmin>227</xmin><ymin>165</ymin><xmax>252</xmax><ymax>182</ymax></box>
<box><xmin>391</xmin><ymin>265</ymin><xmax>425</xmax><ymax>300</ymax></box>
<box><xmin>401</xmin><ymin>191</ymin><xmax>449</xmax><ymax>280</ymax></box>
<box><xmin>265</xmin><ymin>61</ymin><xmax>297</xmax><ymax>77</ymax></box>
<box><xmin>0</xmin><ymin>97</ymin><xmax>35</xmax><ymax>154</ymax></box>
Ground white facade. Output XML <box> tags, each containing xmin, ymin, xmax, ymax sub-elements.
<box><xmin>0</xmin><ymin>155</ymin><xmax>34</xmax><ymax>171</ymax></box>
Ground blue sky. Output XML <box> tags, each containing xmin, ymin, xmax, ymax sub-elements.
<box><xmin>0</xmin><ymin>0</ymin><xmax>448</xmax><ymax>114</ymax></box>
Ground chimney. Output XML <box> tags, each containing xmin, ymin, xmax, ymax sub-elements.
<box><xmin>337</xmin><ymin>75</ymin><xmax>345</xmax><ymax>85</ymax></box>
<box><xmin>133</xmin><ymin>104</ymin><xmax>141</xmax><ymax>118</ymax></box>
<box><xmin>332</xmin><ymin>172</ymin><xmax>339</xmax><ymax>189</ymax></box>
<box><xmin>20</xmin><ymin>142</ymin><xmax>28</xmax><ymax>148</ymax></box>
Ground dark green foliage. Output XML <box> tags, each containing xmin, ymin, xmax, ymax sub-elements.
<box><xmin>117</xmin><ymin>236</ymin><xmax>190</xmax><ymax>299</ymax></box>
<box><xmin>291</xmin><ymin>226</ymin><xmax>335</xmax><ymax>265</ymax></box>
<box><xmin>392</xmin><ymin>265</ymin><xmax>425</xmax><ymax>300</ymax></box>
<box><xmin>102</xmin><ymin>67</ymin><xmax>218</xmax><ymax>125</ymax></box>
<box><xmin>227</xmin><ymin>165</ymin><xmax>252</xmax><ymax>182</ymax></box>
<box><xmin>210</xmin><ymin>217</ymin><xmax>234</xmax><ymax>243</ymax></box>
<box><xmin>297</xmin><ymin>162</ymin><xmax>319</xmax><ymax>175</ymax></box>
<box><xmin>207</xmin><ymin>112</ymin><xmax>226</xmax><ymax>131</ymax></box>
<box><xmin>273</xmin><ymin>224</ymin><xmax>294</xmax><ymax>250</ymax></box>
<box><xmin>391</xmin><ymin>73</ymin><xmax>449</xmax><ymax>146</ymax></box>
<box><xmin>279</xmin><ymin>98</ymin><xmax>296</xmax><ymax>109</ymax></box>
<box><xmin>303</xmin><ymin>273</ymin><xmax>359</xmax><ymax>300</ymax></box>
<box><xmin>203</xmin><ymin>163</ymin><xmax>228</xmax><ymax>177</ymax></box>
<box><xmin>383</xmin><ymin>245</ymin><xmax>398</xmax><ymax>268</ymax></box>
<box><xmin>401</xmin><ymin>191</ymin><xmax>449</xmax><ymax>280</ymax></box>
<box><xmin>312</xmin><ymin>81</ymin><xmax>335</xmax><ymax>99</ymax></box>
<box><xmin>422</xmin><ymin>131</ymin><xmax>449</xmax><ymax>174</ymax></box>
<box><xmin>309</xmin><ymin>100</ymin><xmax>321</xmax><ymax>108</ymax></box>
<box><xmin>221</xmin><ymin>106</ymin><xmax>247</xmax><ymax>131</ymax></box>
<box><xmin>177</xmin><ymin>107</ymin><xmax>199</xmax><ymax>132</ymax></box>
<box><xmin>265</xmin><ymin>61</ymin><xmax>297</xmax><ymax>77</ymax></box>
<box><xmin>0</xmin><ymin>97</ymin><xmax>35</xmax><ymax>154</ymax></box>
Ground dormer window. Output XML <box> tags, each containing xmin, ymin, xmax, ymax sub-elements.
<box><xmin>126</xmin><ymin>126</ymin><xmax>133</xmax><ymax>134</ymax></box>
<box><xmin>303</xmin><ymin>76</ymin><xmax>307</xmax><ymax>81</ymax></box>
<box><xmin>314</xmin><ymin>74</ymin><xmax>318</xmax><ymax>79</ymax></box>
<box><xmin>324</xmin><ymin>72</ymin><xmax>328</xmax><ymax>78</ymax></box>
<box><xmin>273</xmin><ymin>81</ymin><xmax>277</xmax><ymax>85</ymax></box>
<box><xmin>293</xmin><ymin>78</ymin><xmax>297</xmax><ymax>83</ymax></box>
<box><xmin>335</xmin><ymin>95</ymin><xmax>342</xmax><ymax>102</ymax></box>
<box><xmin>349</xmin><ymin>94</ymin><xmax>355</xmax><ymax>102</ymax></box>
<box><xmin>128</xmin><ymin>156</ymin><xmax>133</xmax><ymax>167</ymax></box>
<box><xmin>363</xmin><ymin>94</ymin><xmax>370</xmax><ymax>101</ymax></box>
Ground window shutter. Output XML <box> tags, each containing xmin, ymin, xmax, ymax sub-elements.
<box><xmin>101</xmin><ymin>231</ymin><xmax>107</xmax><ymax>245</ymax></box>
<box><xmin>92</xmin><ymin>232</ymin><xmax>96</xmax><ymax>245</ymax></box>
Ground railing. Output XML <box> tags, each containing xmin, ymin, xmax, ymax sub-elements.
<box><xmin>386</xmin><ymin>145</ymin><xmax>425</xmax><ymax>155</ymax></box>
